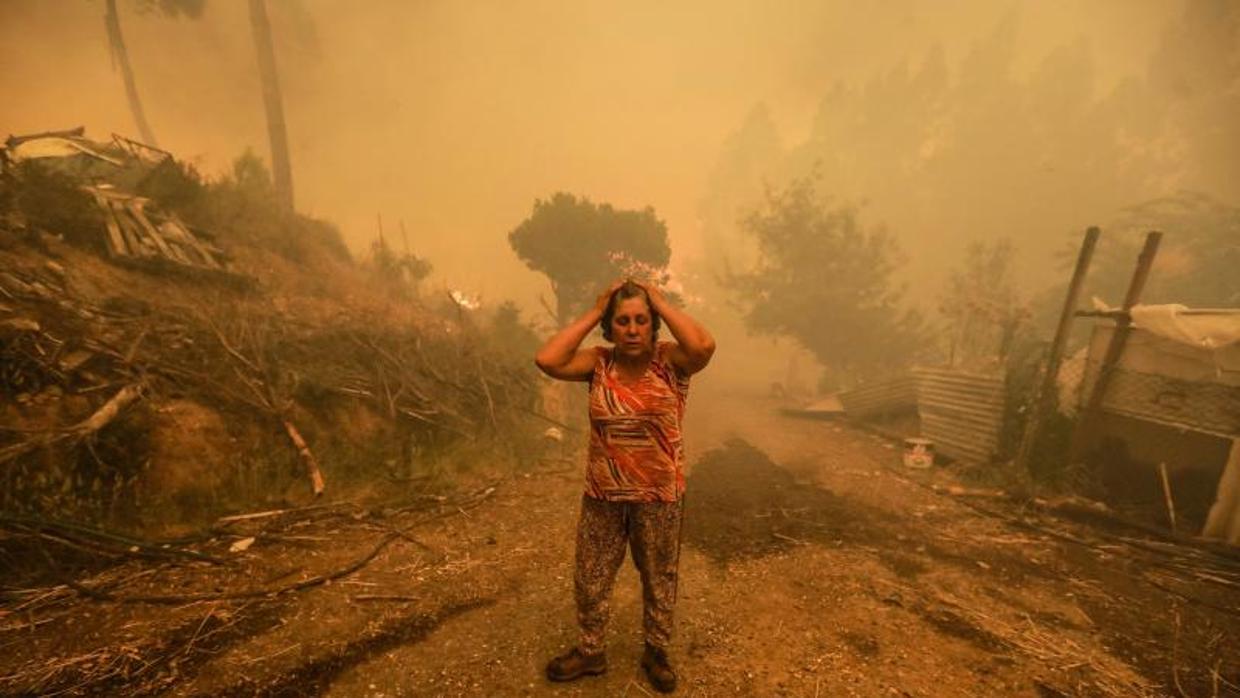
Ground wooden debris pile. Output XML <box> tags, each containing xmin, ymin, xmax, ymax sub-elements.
<box><xmin>85</xmin><ymin>186</ymin><xmax>228</xmax><ymax>271</ymax></box>
<box><xmin>0</xmin><ymin>249</ymin><xmax>547</xmax><ymax>521</ymax></box>
<box><xmin>3</xmin><ymin>127</ymin><xmax>233</xmax><ymax>274</ymax></box>
<box><xmin>0</xmin><ymin>262</ymin><xmax>135</xmax><ymax>412</ymax></box>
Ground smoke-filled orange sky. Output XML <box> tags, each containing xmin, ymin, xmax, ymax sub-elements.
<box><xmin>1</xmin><ymin>0</ymin><xmax>1229</xmax><ymax>316</ymax></box>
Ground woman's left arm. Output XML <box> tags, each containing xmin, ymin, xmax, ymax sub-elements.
<box><xmin>639</xmin><ymin>282</ymin><xmax>716</xmax><ymax>375</ymax></box>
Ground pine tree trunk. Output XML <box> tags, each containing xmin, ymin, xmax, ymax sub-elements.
<box><xmin>248</xmin><ymin>0</ymin><xmax>294</xmax><ymax>212</ymax></box>
<box><xmin>104</xmin><ymin>0</ymin><xmax>158</xmax><ymax>147</ymax></box>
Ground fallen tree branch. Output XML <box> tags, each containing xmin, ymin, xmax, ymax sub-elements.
<box><xmin>68</xmin><ymin>528</ymin><xmax>405</xmax><ymax>604</ymax></box>
<box><xmin>75</xmin><ymin>383</ymin><xmax>144</xmax><ymax>434</ymax></box>
<box><xmin>0</xmin><ymin>515</ymin><xmax>225</xmax><ymax>565</ymax></box>
<box><xmin>58</xmin><ymin>484</ymin><xmax>504</xmax><ymax>605</ymax></box>
<box><xmin>0</xmin><ymin>384</ymin><xmax>145</xmax><ymax>466</ymax></box>
<box><xmin>282</xmin><ymin>420</ymin><xmax>325</xmax><ymax>496</ymax></box>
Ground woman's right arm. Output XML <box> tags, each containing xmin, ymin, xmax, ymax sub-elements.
<box><xmin>534</xmin><ymin>281</ymin><xmax>622</xmax><ymax>382</ymax></box>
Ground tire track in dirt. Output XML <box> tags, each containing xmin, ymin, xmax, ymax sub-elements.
<box><xmin>209</xmin><ymin>598</ymin><xmax>495</xmax><ymax>697</ymax></box>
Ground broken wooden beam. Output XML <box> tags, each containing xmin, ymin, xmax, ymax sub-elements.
<box><xmin>283</xmin><ymin>419</ymin><xmax>325</xmax><ymax>496</ymax></box>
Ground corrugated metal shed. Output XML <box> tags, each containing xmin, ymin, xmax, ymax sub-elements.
<box><xmin>837</xmin><ymin>373</ymin><xmax>916</xmax><ymax>419</ymax></box>
<box><xmin>912</xmin><ymin>366</ymin><xmax>1006</xmax><ymax>465</ymax></box>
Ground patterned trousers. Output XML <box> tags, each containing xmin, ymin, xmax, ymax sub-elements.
<box><xmin>574</xmin><ymin>495</ymin><xmax>684</xmax><ymax>654</ymax></box>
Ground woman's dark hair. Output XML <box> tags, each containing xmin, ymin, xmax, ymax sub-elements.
<box><xmin>601</xmin><ymin>281</ymin><xmax>661</xmax><ymax>343</ymax></box>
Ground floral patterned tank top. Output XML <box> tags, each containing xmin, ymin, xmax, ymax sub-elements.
<box><xmin>585</xmin><ymin>341</ymin><xmax>690</xmax><ymax>502</ymax></box>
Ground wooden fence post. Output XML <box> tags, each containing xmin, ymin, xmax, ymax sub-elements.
<box><xmin>1067</xmin><ymin>231</ymin><xmax>1162</xmax><ymax>462</ymax></box>
<box><xmin>1015</xmin><ymin>227</ymin><xmax>1099</xmax><ymax>474</ymax></box>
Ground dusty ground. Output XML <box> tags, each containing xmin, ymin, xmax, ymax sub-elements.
<box><xmin>2</xmin><ymin>381</ymin><xmax>1239</xmax><ymax>697</ymax></box>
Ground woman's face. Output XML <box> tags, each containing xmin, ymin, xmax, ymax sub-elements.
<box><xmin>610</xmin><ymin>296</ymin><xmax>654</xmax><ymax>358</ymax></box>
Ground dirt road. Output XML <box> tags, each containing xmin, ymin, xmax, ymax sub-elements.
<box><xmin>3</xmin><ymin>383</ymin><xmax>1238</xmax><ymax>696</ymax></box>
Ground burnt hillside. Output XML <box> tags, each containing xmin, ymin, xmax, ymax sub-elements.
<box><xmin>0</xmin><ymin>130</ymin><xmax>550</xmax><ymax>577</ymax></box>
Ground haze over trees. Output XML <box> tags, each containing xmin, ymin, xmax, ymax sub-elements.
<box><xmin>700</xmin><ymin>0</ymin><xmax>1240</xmax><ymax>318</ymax></box>
<box><xmin>100</xmin><ymin>0</ymin><xmax>296</xmax><ymax>210</ymax></box>
<box><xmin>723</xmin><ymin>176</ymin><xmax>921</xmax><ymax>387</ymax></box>
<box><xmin>937</xmin><ymin>239</ymin><xmax>1027</xmax><ymax>367</ymax></box>
<box><xmin>1084</xmin><ymin>193</ymin><xmax>1240</xmax><ymax>309</ymax></box>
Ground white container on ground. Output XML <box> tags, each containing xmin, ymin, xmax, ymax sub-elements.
<box><xmin>902</xmin><ymin>438</ymin><xmax>935</xmax><ymax>469</ymax></box>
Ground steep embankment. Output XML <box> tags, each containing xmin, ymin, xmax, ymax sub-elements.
<box><xmin>0</xmin><ymin>137</ymin><xmax>547</xmax><ymax>584</ymax></box>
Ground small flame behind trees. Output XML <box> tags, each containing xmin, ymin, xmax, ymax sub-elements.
<box><xmin>724</xmin><ymin>175</ymin><xmax>923</xmax><ymax>389</ymax></box>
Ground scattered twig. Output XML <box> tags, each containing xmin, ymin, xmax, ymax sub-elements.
<box><xmin>1171</xmin><ymin>605</ymin><xmax>1189</xmax><ymax>698</ymax></box>
<box><xmin>240</xmin><ymin>642</ymin><xmax>300</xmax><ymax>665</ymax></box>
<box><xmin>68</xmin><ymin>517</ymin><xmax>426</xmax><ymax>604</ymax></box>
<box><xmin>0</xmin><ymin>516</ymin><xmax>224</xmax><ymax>565</ymax></box>
<box><xmin>1158</xmin><ymin>462</ymin><xmax>1178</xmax><ymax>534</ymax></box>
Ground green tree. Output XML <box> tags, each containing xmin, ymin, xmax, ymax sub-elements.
<box><xmin>724</xmin><ymin>176</ymin><xmax>921</xmax><ymax>387</ymax></box>
<box><xmin>508</xmin><ymin>192</ymin><xmax>670</xmax><ymax>324</ymax></box>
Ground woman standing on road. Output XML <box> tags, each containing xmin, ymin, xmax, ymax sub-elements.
<box><xmin>535</xmin><ymin>279</ymin><xmax>715</xmax><ymax>694</ymax></box>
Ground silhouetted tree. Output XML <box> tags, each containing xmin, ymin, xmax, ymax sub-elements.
<box><xmin>103</xmin><ymin>0</ymin><xmax>206</xmax><ymax>147</ymax></box>
<box><xmin>508</xmin><ymin>193</ymin><xmax>670</xmax><ymax>325</ymax></box>
<box><xmin>104</xmin><ymin>0</ymin><xmax>154</xmax><ymax>146</ymax></box>
<box><xmin>248</xmin><ymin>0</ymin><xmax>294</xmax><ymax>212</ymax></box>
<box><xmin>724</xmin><ymin>175</ymin><xmax>921</xmax><ymax>387</ymax></box>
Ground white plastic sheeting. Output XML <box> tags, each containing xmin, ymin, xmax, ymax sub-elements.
<box><xmin>1130</xmin><ymin>304</ymin><xmax>1240</xmax><ymax>350</ymax></box>
<box><xmin>6</xmin><ymin>136</ymin><xmax>124</xmax><ymax>166</ymax></box>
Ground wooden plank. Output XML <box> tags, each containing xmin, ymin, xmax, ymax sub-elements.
<box><xmin>127</xmin><ymin>198</ymin><xmax>188</xmax><ymax>264</ymax></box>
<box><xmin>155</xmin><ymin>220</ymin><xmax>208</xmax><ymax>266</ymax></box>
<box><xmin>89</xmin><ymin>190</ymin><xmax>129</xmax><ymax>257</ymax></box>
<box><xmin>162</xmin><ymin>217</ymin><xmax>221</xmax><ymax>269</ymax></box>
<box><xmin>110</xmin><ymin>199</ymin><xmax>151</xmax><ymax>258</ymax></box>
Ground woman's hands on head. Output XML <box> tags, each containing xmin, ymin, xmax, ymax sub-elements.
<box><xmin>536</xmin><ymin>282</ymin><xmax>622</xmax><ymax>382</ymax></box>
<box><xmin>629</xmin><ymin>278</ymin><xmax>668</xmax><ymax>312</ymax></box>
<box><xmin>593</xmin><ymin>279</ymin><xmax>627</xmax><ymax>315</ymax></box>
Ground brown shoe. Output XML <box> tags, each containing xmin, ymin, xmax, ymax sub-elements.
<box><xmin>546</xmin><ymin>647</ymin><xmax>607</xmax><ymax>682</ymax></box>
<box><xmin>641</xmin><ymin>643</ymin><xmax>677</xmax><ymax>693</ymax></box>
